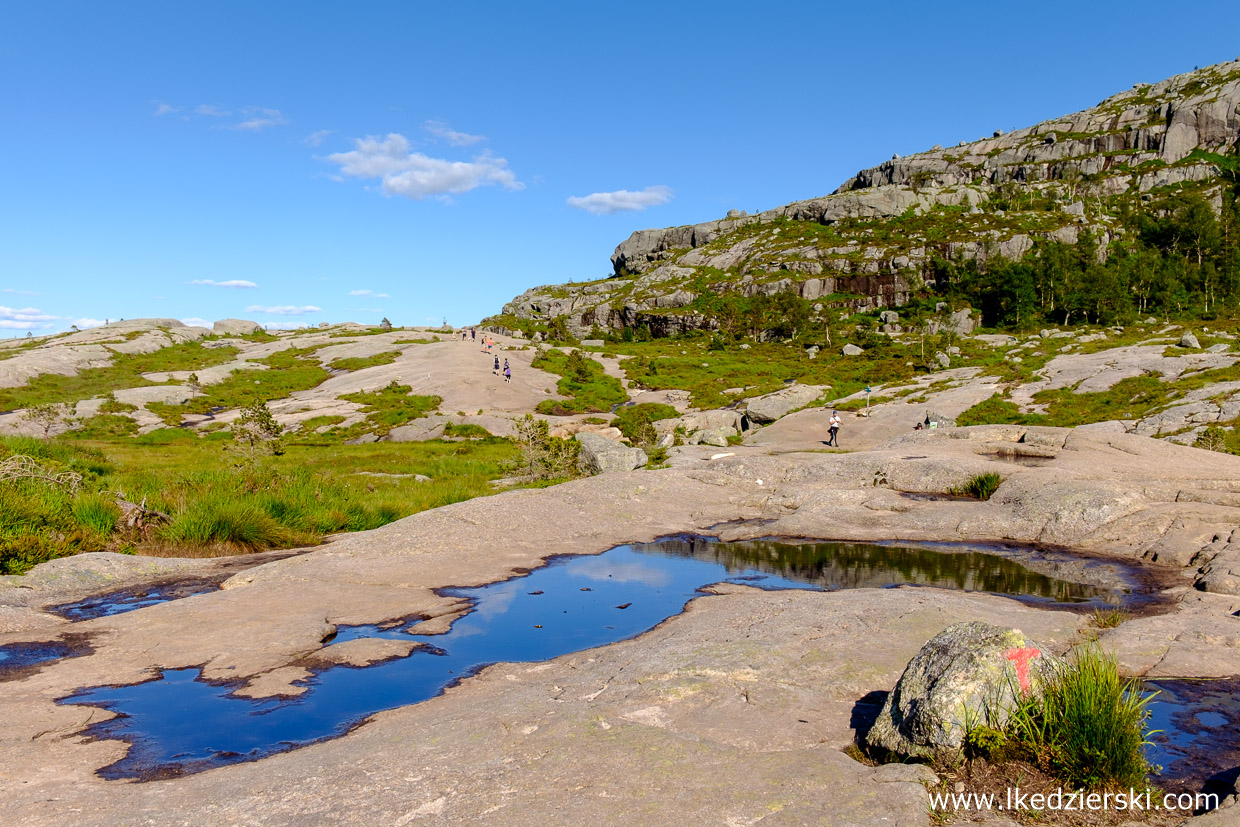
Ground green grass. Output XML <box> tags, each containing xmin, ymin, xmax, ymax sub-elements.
<box><xmin>959</xmin><ymin>355</ymin><xmax>1240</xmax><ymax>430</ymax></box>
<box><xmin>1004</xmin><ymin>646</ymin><xmax>1155</xmax><ymax>790</ymax></box>
<box><xmin>329</xmin><ymin>351</ymin><xmax>401</xmax><ymax>372</ymax></box>
<box><xmin>297</xmin><ymin>415</ymin><xmax>348</xmax><ymax>433</ymax></box>
<box><xmin>950</xmin><ymin>472</ymin><xmax>1003</xmax><ymax>500</ymax></box>
<box><xmin>338</xmin><ymin>382</ymin><xmax>441</xmax><ymax>435</ymax></box>
<box><xmin>0</xmin><ymin>341</ymin><xmax>240</xmax><ymax>411</ymax></box>
<box><xmin>956</xmin><ymin>394</ymin><xmax>1028</xmax><ymax>426</ymax></box>
<box><xmin>193</xmin><ymin>346</ymin><xmax>331</xmax><ymax>411</ymax></box>
<box><xmin>613</xmin><ymin>337</ymin><xmax>919</xmax><ymax>410</ymax></box>
<box><xmin>532</xmin><ymin>348</ymin><xmax>628</xmax><ymax>415</ymax></box>
<box><xmin>0</xmin><ymin>432</ymin><xmax>517</xmax><ymax>572</ymax></box>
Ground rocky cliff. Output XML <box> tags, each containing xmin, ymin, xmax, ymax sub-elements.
<box><xmin>491</xmin><ymin>59</ymin><xmax>1240</xmax><ymax>338</ymax></box>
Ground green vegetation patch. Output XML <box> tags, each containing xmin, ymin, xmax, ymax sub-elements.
<box><xmin>614</xmin><ymin>336</ymin><xmax>918</xmax><ymax>410</ymax></box>
<box><xmin>532</xmin><ymin>349</ymin><xmax>628</xmax><ymax>415</ymax></box>
<box><xmin>0</xmin><ymin>341</ymin><xmax>240</xmax><ymax>411</ymax></box>
<box><xmin>339</xmin><ymin>382</ymin><xmax>441</xmax><ymax>435</ymax></box>
<box><xmin>978</xmin><ymin>646</ymin><xmax>1156</xmax><ymax>791</ymax></box>
<box><xmin>442</xmin><ymin>422</ymin><xmax>491</xmax><ymax>439</ymax></box>
<box><xmin>612</xmin><ymin>402</ymin><xmax>678</xmax><ymax>445</ymax></box>
<box><xmin>0</xmin><ymin>432</ymin><xmax>515</xmax><ymax>572</ymax></box>
<box><xmin>329</xmin><ymin>351</ymin><xmax>401</xmax><ymax>372</ymax></box>
<box><xmin>949</xmin><ymin>472</ymin><xmax>1003</xmax><ymax>500</ymax></box>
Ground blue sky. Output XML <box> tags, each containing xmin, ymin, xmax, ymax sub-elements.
<box><xmin>1</xmin><ymin>1</ymin><xmax>1238</xmax><ymax>335</ymax></box>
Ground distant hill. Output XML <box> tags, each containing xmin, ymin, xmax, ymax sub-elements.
<box><xmin>489</xmin><ymin>58</ymin><xmax>1240</xmax><ymax>339</ymax></box>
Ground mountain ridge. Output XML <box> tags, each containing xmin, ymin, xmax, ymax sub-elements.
<box><xmin>490</xmin><ymin>58</ymin><xmax>1240</xmax><ymax>339</ymax></box>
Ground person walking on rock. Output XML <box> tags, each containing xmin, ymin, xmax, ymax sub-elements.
<box><xmin>504</xmin><ymin>361</ymin><xmax>511</xmax><ymax>384</ymax></box>
<box><xmin>493</xmin><ymin>355</ymin><xmax>500</xmax><ymax>375</ymax></box>
<box><xmin>827</xmin><ymin>409</ymin><xmax>841</xmax><ymax>447</ymax></box>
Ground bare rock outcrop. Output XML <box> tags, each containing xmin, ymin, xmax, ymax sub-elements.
<box><xmin>744</xmin><ymin>384</ymin><xmax>826</xmax><ymax>424</ymax></box>
<box><xmin>213</xmin><ymin>319</ymin><xmax>263</xmax><ymax>336</ymax></box>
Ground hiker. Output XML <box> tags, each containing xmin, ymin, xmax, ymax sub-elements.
<box><xmin>471</xmin><ymin>329</ymin><xmax>475</xmax><ymax>341</ymax></box>
<box><xmin>827</xmin><ymin>409</ymin><xmax>841</xmax><ymax>447</ymax></box>
<box><xmin>504</xmin><ymin>362</ymin><xmax>511</xmax><ymax>384</ymax></box>
<box><xmin>493</xmin><ymin>355</ymin><xmax>500</xmax><ymax>374</ymax></box>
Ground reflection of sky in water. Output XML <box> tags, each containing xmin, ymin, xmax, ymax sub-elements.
<box><xmin>1144</xmin><ymin>679</ymin><xmax>1240</xmax><ymax>789</ymax></box>
<box><xmin>61</xmin><ymin>540</ymin><xmax>1121</xmax><ymax>781</ymax></box>
<box><xmin>571</xmin><ymin>556</ymin><xmax>673</xmax><ymax>587</ymax></box>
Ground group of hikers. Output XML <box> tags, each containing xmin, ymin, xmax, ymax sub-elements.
<box><xmin>460</xmin><ymin>329</ymin><xmax>510</xmax><ymax>383</ymax></box>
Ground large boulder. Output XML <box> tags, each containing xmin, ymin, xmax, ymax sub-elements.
<box><xmin>866</xmin><ymin>621</ymin><xmax>1060</xmax><ymax>759</ymax></box>
<box><xmin>688</xmin><ymin>428</ymin><xmax>731</xmax><ymax>447</ymax></box>
<box><xmin>745</xmin><ymin>385</ymin><xmax>825</xmax><ymax>424</ymax></box>
<box><xmin>213</xmin><ymin>319</ymin><xmax>263</xmax><ymax>336</ymax></box>
<box><xmin>576</xmin><ymin>432</ymin><xmax>647</xmax><ymax>475</ymax></box>
<box><xmin>947</xmin><ymin>308</ymin><xmax>976</xmax><ymax>335</ymax></box>
<box><xmin>664</xmin><ymin>409</ymin><xmax>743</xmax><ymax>436</ymax></box>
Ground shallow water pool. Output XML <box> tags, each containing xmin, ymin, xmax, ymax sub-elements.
<box><xmin>61</xmin><ymin>537</ymin><xmax>1133</xmax><ymax>780</ymax></box>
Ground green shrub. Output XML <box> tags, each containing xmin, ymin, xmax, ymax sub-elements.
<box><xmin>1005</xmin><ymin>646</ymin><xmax>1155</xmax><ymax>790</ymax></box>
<box><xmin>443</xmin><ymin>423</ymin><xmax>491</xmax><ymax>439</ymax></box>
<box><xmin>613</xmin><ymin>403</ymin><xmax>678</xmax><ymax>446</ymax></box>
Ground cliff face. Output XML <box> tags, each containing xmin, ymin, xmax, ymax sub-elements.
<box><xmin>492</xmin><ymin>60</ymin><xmax>1240</xmax><ymax>337</ymax></box>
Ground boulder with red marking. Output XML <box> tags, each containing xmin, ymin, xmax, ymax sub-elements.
<box><xmin>865</xmin><ymin>621</ymin><xmax>1062</xmax><ymax>758</ymax></box>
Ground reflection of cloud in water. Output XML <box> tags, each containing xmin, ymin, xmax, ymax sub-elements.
<box><xmin>571</xmin><ymin>557</ymin><xmax>673</xmax><ymax>587</ymax></box>
<box><xmin>450</xmin><ymin>582</ymin><xmax>519</xmax><ymax>639</ymax></box>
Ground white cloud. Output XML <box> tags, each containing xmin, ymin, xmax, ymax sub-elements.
<box><xmin>0</xmin><ymin>305</ymin><xmax>57</xmax><ymax>328</ymax></box>
<box><xmin>195</xmin><ymin>104</ymin><xmax>232</xmax><ymax>117</ymax></box>
<box><xmin>349</xmin><ymin>289</ymin><xmax>390</xmax><ymax>298</ymax></box>
<box><xmin>72</xmin><ymin>318</ymin><xmax>106</xmax><ymax>330</ymax></box>
<box><xmin>423</xmin><ymin>120</ymin><xmax>485</xmax><ymax>146</ymax></box>
<box><xmin>567</xmin><ymin>185</ymin><xmax>673</xmax><ymax>215</ymax></box>
<box><xmin>187</xmin><ymin>279</ymin><xmax>258</xmax><ymax>289</ymax></box>
<box><xmin>181</xmin><ymin>317</ymin><xmax>212</xmax><ymax>328</ymax></box>
<box><xmin>325</xmin><ymin>133</ymin><xmax>522</xmax><ymax>200</ymax></box>
<box><xmin>153</xmin><ymin>102</ymin><xmax>182</xmax><ymax>116</ymax></box>
<box><xmin>232</xmin><ymin>107</ymin><xmax>288</xmax><ymax>131</ymax></box>
<box><xmin>246</xmin><ymin>305</ymin><xmax>321</xmax><ymax>316</ymax></box>
<box><xmin>303</xmin><ymin>129</ymin><xmax>334</xmax><ymax>147</ymax></box>
<box><xmin>2</xmin><ymin>288</ymin><xmax>39</xmax><ymax>296</ymax></box>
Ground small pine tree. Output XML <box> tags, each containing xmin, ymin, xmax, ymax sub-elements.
<box><xmin>187</xmin><ymin>373</ymin><xmax>202</xmax><ymax>399</ymax></box>
<box><xmin>22</xmin><ymin>402</ymin><xmax>73</xmax><ymax>438</ymax></box>
<box><xmin>232</xmin><ymin>400</ymin><xmax>285</xmax><ymax>463</ymax></box>
<box><xmin>510</xmin><ymin>414</ymin><xmax>578</xmax><ymax>480</ymax></box>
<box><xmin>379</xmin><ymin>317</ymin><xmax>393</xmax><ymax>331</ymax></box>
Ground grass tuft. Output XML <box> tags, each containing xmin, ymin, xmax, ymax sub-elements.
<box><xmin>1004</xmin><ymin>646</ymin><xmax>1155</xmax><ymax>790</ymax></box>
<box><xmin>950</xmin><ymin>472</ymin><xmax>1003</xmax><ymax>500</ymax></box>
